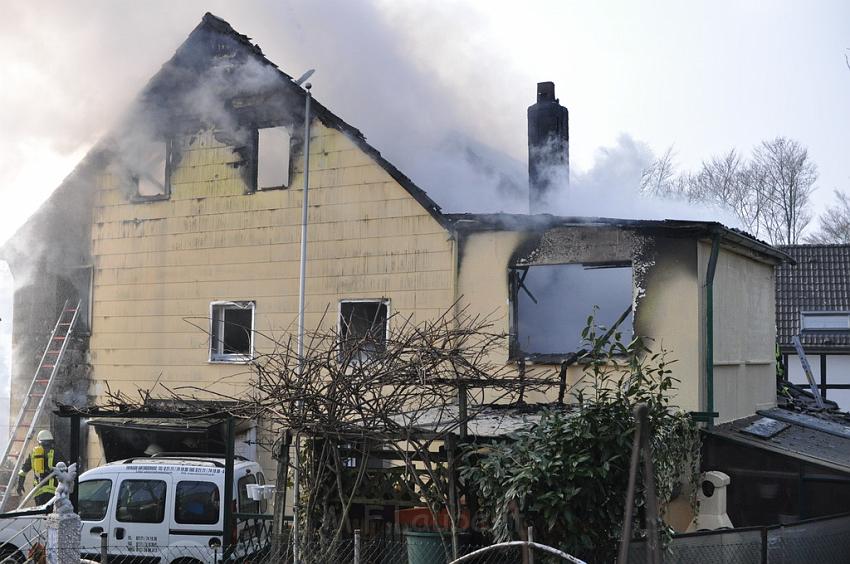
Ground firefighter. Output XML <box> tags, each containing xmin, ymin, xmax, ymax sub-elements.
<box><xmin>16</xmin><ymin>430</ymin><xmax>57</xmax><ymax>505</ymax></box>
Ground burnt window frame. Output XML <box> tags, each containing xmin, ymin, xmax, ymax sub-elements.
<box><xmin>338</xmin><ymin>299</ymin><xmax>390</xmax><ymax>362</ymax></box>
<box><xmin>247</xmin><ymin>123</ymin><xmax>300</xmax><ymax>193</ymax></box>
<box><xmin>132</xmin><ymin>137</ymin><xmax>174</xmax><ymax>202</ymax></box>
<box><xmin>209</xmin><ymin>300</ymin><xmax>256</xmax><ymax>363</ymax></box>
<box><xmin>508</xmin><ymin>261</ymin><xmax>634</xmax><ymax>363</ymax></box>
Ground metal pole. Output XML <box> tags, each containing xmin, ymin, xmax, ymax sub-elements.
<box><xmin>292</xmin><ymin>80</ymin><xmax>313</xmax><ymax>564</ymax></box>
<box><xmin>527</xmin><ymin>526</ymin><xmax>534</xmax><ymax>564</ymax></box>
<box><xmin>223</xmin><ymin>417</ymin><xmax>235</xmax><ymax>555</ymax></box>
<box><xmin>353</xmin><ymin>528</ymin><xmax>361</xmax><ymax>564</ymax></box>
<box><xmin>100</xmin><ymin>531</ymin><xmax>108</xmax><ymax>564</ymax></box>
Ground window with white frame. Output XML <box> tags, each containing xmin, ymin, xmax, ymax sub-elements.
<box><xmin>210</xmin><ymin>301</ymin><xmax>255</xmax><ymax>362</ymax></box>
<box><xmin>339</xmin><ymin>300</ymin><xmax>389</xmax><ymax>362</ymax></box>
<box><xmin>801</xmin><ymin>312</ymin><xmax>850</xmax><ymax>331</ymax></box>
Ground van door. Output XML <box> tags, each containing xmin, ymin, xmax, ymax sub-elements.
<box><xmin>78</xmin><ymin>475</ymin><xmax>118</xmax><ymax>558</ymax></box>
<box><xmin>112</xmin><ymin>475</ymin><xmax>172</xmax><ymax>558</ymax></box>
<box><xmin>168</xmin><ymin>479</ymin><xmax>223</xmax><ymax>554</ymax></box>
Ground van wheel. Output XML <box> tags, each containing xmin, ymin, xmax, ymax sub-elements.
<box><xmin>0</xmin><ymin>546</ymin><xmax>24</xmax><ymax>564</ymax></box>
<box><xmin>170</xmin><ymin>559</ymin><xmax>203</xmax><ymax>564</ymax></box>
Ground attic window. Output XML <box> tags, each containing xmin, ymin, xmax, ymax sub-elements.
<box><xmin>339</xmin><ymin>300</ymin><xmax>389</xmax><ymax>362</ymax></box>
<box><xmin>135</xmin><ymin>140</ymin><xmax>172</xmax><ymax>200</ymax></box>
<box><xmin>510</xmin><ymin>263</ymin><xmax>634</xmax><ymax>361</ymax></box>
<box><xmin>801</xmin><ymin>312</ymin><xmax>850</xmax><ymax>331</ymax></box>
<box><xmin>210</xmin><ymin>301</ymin><xmax>255</xmax><ymax>362</ymax></box>
<box><xmin>256</xmin><ymin>126</ymin><xmax>291</xmax><ymax>190</ymax></box>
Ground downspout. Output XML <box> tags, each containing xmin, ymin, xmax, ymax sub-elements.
<box><xmin>704</xmin><ymin>233</ymin><xmax>722</xmax><ymax>428</ymax></box>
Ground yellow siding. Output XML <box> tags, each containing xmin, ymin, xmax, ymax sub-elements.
<box><xmin>89</xmin><ymin>121</ymin><xmax>455</xmax><ymax>405</ymax></box>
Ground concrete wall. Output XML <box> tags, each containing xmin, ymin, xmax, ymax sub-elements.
<box><xmin>700</xmin><ymin>242</ymin><xmax>777</xmax><ymax>423</ymax></box>
<box><xmin>86</xmin><ymin>119</ymin><xmax>455</xmax><ymax>463</ymax></box>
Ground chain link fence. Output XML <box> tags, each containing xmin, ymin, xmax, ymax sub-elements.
<box><xmin>627</xmin><ymin>512</ymin><xmax>850</xmax><ymax>564</ymax></box>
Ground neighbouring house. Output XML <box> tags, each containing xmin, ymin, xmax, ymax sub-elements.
<box><xmin>776</xmin><ymin>244</ymin><xmax>850</xmax><ymax>409</ymax></box>
<box><xmin>1</xmin><ymin>12</ymin><xmax>788</xmax><ymax>488</ymax></box>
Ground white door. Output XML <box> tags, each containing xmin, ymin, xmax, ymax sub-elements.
<box><xmin>78</xmin><ymin>475</ymin><xmax>118</xmax><ymax>557</ymax></box>
<box><xmin>112</xmin><ymin>475</ymin><xmax>172</xmax><ymax>559</ymax></box>
<box><xmin>167</xmin><ymin>479</ymin><xmax>222</xmax><ymax>563</ymax></box>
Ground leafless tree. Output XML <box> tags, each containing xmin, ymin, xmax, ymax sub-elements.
<box><xmin>806</xmin><ymin>189</ymin><xmax>850</xmax><ymax>244</ymax></box>
<box><xmin>641</xmin><ymin>137</ymin><xmax>816</xmax><ymax>244</ymax></box>
<box><xmin>101</xmin><ymin>305</ymin><xmax>559</xmax><ymax>562</ymax></box>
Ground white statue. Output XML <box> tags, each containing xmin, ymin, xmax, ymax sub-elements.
<box><xmin>47</xmin><ymin>462</ymin><xmax>77</xmax><ymax>514</ymax></box>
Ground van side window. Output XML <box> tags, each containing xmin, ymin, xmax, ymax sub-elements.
<box><xmin>237</xmin><ymin>475</ymin><xmax>258</xmax><ymax>514</ymax></box>
<box><xmin>116</xmin><ymin>480</ymin><xmax>167</xmax><ymax>523</ymax></box>
<box><xmin>78</xmin><ymin>479</ymin><xmax>112</xmax><ymax>521</ymax></box>
<box><xmin>175</xmin><ymin>481</ymin><xmax>220</xmax><ymax>525</ymax></box>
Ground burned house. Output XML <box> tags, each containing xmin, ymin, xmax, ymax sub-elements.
<box><xmin>1</xmin><ymin>13</ymin><xmax>787</xmax><ymax>476</ymax></box>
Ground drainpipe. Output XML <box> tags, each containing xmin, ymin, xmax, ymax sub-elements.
<box><xmin>704</xmin><ymin>233</ymin><xmax>721</xmax><ymax>428</ymax></box>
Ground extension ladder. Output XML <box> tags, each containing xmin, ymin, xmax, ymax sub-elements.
<box><xmin>0</xmin><ymin>299</ymin><xmax>81</xmax><ymax>511</ymax></box>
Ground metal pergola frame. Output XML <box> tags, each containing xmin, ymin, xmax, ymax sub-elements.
<box><xmin>54</xmin><ymin>403</ymin><xmax>242</xmax><ymax>551</ymax></box>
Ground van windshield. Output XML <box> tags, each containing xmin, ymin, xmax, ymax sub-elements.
<box><xmin>79</xmin><ymin>479</ymin><xmax>112</xmax><ymax>521</ymax></box>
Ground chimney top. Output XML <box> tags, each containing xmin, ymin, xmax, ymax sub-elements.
<box><xmin>537</xmin><ymin>81</ymin><xmax>557</xmax><ymax>103</ymax></box>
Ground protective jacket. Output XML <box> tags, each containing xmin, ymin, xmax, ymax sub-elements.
<box><xmin>19</xmin><ymin>445</ymin><xmax>56</xmax><ymax>498</ymax></box>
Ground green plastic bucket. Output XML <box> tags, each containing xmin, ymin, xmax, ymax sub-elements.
<box><xmin>405</xmin><ymin>531</ymin><xmax>451</xmax><ymax>564</ymax></box>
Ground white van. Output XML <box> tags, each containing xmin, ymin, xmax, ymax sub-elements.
<box><xmin>0</xmin><ymin>455</ymin><xmax>271</xmax><ymax>564</ymax></box>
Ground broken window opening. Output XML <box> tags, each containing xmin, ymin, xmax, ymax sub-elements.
<box><xmin>210</xmin><ymin>301</ymin><xmax>255</xmax><ymax>362</ymax></box>
<box><xmin>134</xmin><ymin>139</ymin><xmax>172</xmax><ymax>200</ymax></box>
<box><xmin>510</xmin><ymin>263</ymin><xmax>634</xmax><ymax>361</ymax></box>
<box><xmin>256</xmin><ymin>126</ymin><xmax>291</xmax><ymax>190</ymax></box>
<box><xmin>339</xmin><ymin>300</ymin><xmax>389</xmax><ymax>363</ymax></box>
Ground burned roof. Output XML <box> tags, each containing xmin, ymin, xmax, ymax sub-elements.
<box><xmin>445</xmin><ymin>213</ymin><xmax>791</xmax><ymax>264</ymax></box>
<box><xmin>776</xmin><ymin>244</ymin><xmax>850</xmax><ymax>350</ymax></box>
<box><xmin>706</xmin><ymin>407</ymin><xmax>850</xmax><ymax>474</ymax></box>
<box><xmin>1</xmin><ymin>12</ymin><xmax>447</xmax><ymax>256</ymax></box>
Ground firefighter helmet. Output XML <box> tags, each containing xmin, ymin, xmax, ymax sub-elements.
<box><xmin>37</xmin><ymin>430</ymin><xmax>53</xmax><ymax>443</ymax></box>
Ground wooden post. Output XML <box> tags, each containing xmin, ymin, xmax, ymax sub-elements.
<box><xmin>272</xmin><ymin>429</ymin><xmax>292</xmax><ymax>558</ymax></box>
<box><xmin>223</xmin><ymin>417</ymin><xmax>235</xmax><ymax>555</ymax></box>
<box><xmin>69</xmin><ymin>414</ymin><xmax>80</xmax><ymax>511</ymax></box>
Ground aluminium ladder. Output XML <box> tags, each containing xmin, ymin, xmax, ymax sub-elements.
<box><xmin>0</xmin><ymin>299</ymin><xmax>81</xmax><ymax>511</ymax></box>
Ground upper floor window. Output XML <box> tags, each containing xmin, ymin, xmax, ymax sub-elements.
<box><xmin>801</xmin><ymin>312</ymin><xmax>850</xmax><ymax>331</ymax></box>
<box><xmin>210</xmin><ymin>301</ymin><xmax>255</xmax><ymax>362</ymax></box>
<box><xmin>135</xmin><ymin>139</ymin><xmax>172</xmax><ymax>200</ymax></box>
<box><xmin>256</xmin><ymin>126</ymin><xmax>291</xmax><ymax>190</ymax></box>
<box><xmin>339</xmin><ymin>300</ymin><xmax>389</xmax><ymax>362</ymax></box>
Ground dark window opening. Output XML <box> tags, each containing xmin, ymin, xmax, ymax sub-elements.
<box><xmin>256</xmin><ymin>126</ymin><xmax>292</xmax><ymax>190</ymax></box>
<box><xmin>134</xmin><ymin>139</ymin><xmax>172</xmax><ymax>200</ymax></box>
<box><xmin>78</xmin><ymin>479</ymin><xmax>112</xmax><ymax>521</ymax></box>
<box><xmin>116</xmin><ymin>479</ymin><xmax>167</xmax><ymax>523</ymax></box>
<box><xmin>510</xmin><ymin>263</ymin><xmax>633</xmax><ymax>360</ymax></box>
<box><xmin>210</xmin><ymin>301</ymin><xmax>255</xmax><ymax>362</ymax></box>
<box><xmin>339</xmin><ymin>300</ymin><xmax>389</xmax><ymax>361</ymax></box>
<box><xmin>175</xmin><ymin>481</ymin><xmax>220</xmax><ymax>525</ymax></box>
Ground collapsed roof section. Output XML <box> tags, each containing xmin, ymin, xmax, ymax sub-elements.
<box><xmin>446</xmin><ymin>213</ymin><xmax>792</xmax><ymax>266</ymax></box>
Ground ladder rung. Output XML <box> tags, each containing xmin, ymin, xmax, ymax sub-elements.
<box><xmin>41</xmin><ymin>365</ymin><xmax>55</xmax><ymax>369</ymax></box>
<box><xmin>53</xmin><ymin>336</ymin><xmax>66</xmax><ymax>340</ymax></box>
<box><xmin>63</xmin><ymin>308</ymin><xmax>78</xmax><ymax>312</ymax></box>
<box><xmin>34</xmin><ymin>379</ymin><xmax>49</xmax><ymax>384</ymax></box>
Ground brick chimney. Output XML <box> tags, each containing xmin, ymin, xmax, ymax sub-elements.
<box><xmin>527</xmin><ymin>81</ymin><xmax>569</xmax><ymax>214</ymax></box>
